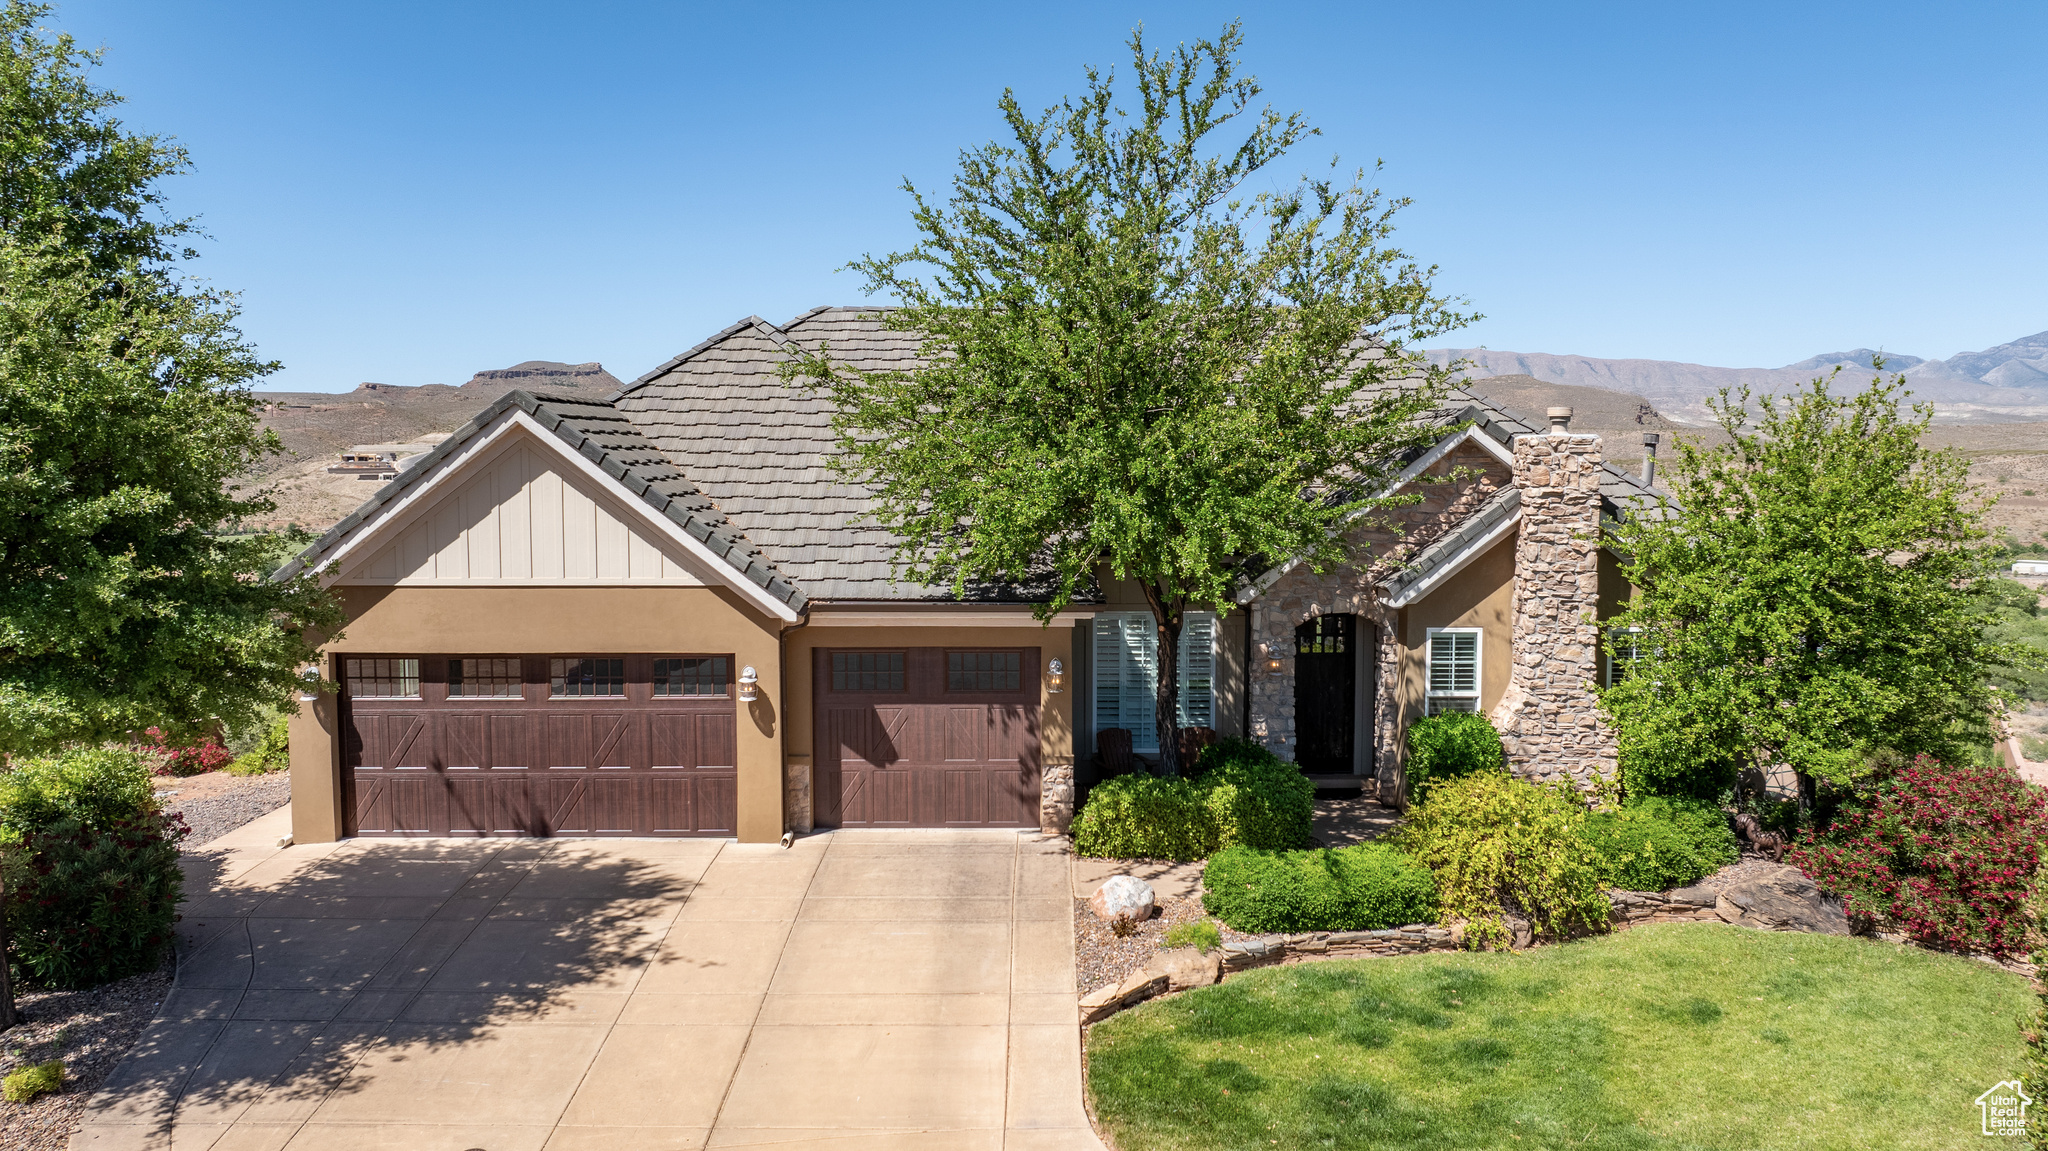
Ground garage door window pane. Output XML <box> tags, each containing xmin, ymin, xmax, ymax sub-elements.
<box><xmin>346</xmin><ymin>658</ymin><xmax>419</xmax><ymax>698</ymax></box>
<box><xmin>551</xmin><ymin>657</ymin><xmax>625</xmax><ymax>697</ymax></box>
<box><xmin>449</xmin><ymin>658</ymin><xmax>522</xmax><ymax>697</ymax></box>
<box><xmin>947</xmin><ymin>652</ymin><xmax>1020</xmax><ymax>691</ymax></box>
<box><xmin>832</xmin><ymin>652</ymin><xmax>904</xmax><ymax>691</ymax></box>
<box><xmin>655</xmin><ymin>657</ymin><xmax>728</xmax><ymax>696</ymax></box>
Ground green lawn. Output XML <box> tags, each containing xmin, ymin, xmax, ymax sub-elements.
<box><xmin>1086</xmin><ymin>924</ymin><xmax>2030</xmax><ymax>1150</ymax></box>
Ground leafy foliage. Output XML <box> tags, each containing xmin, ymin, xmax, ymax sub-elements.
<box><xmin>1393</xmin><ymin>771</ymin><xmax>1610</xmax><ymax>950</ymax></box>
<box><xmin>0</xmin><ymin>1</ymin><xmax>341</xmax><ymax>754</ymax></box>
<box><xmin>141</xmin><ymin>725</ymin><xmax>229</xmax><ymax>777</ymax></box>
<box><xmin>1</xmin><ymin>745</ymin><xmax>184</xmax><ymax>987</ymax></box>
<box><xmin>1402</xmin><ymin>711</ymin><xmax>1505</xmax><ymax>803</ymax></box>
<box><xmin>782</xmin><ymin>24</ymin><xmax>1473</xmax><ymax>771</ymax></box>
<box><xmin>1164</xmin><ymin>919</ymin><xmax>1223</xmax><ymax>954</ymax></box>
<box><xmin>1074</xmin><ymin>740</ymin><xmax>1316</xmax><ymax>859</ymax></box>
<box><xmin>1979</xmin><ymin>578</ymin><xmax>2048</xmax><ymax>703</ymax></box>
<box><xmin>1788</xmin><ymin>757</ymin><xmax>2046</xmax><ymax>959</ymax></box>
<box><xmin>1191</xmin><ymin>738</ymin><xmax>1314</xmax><ymax>850</ymax></box>
<box><xmin>2</xmin><ymin>1059</ymin><xmax>62</xmax><ymax>1103</ymax></box>
<box><xmin>1579</xmin><ymin>796</ymin><xmax>1738</xmax><ymax>892</ymax></box>
<box><xmin>1202</xmin><ymin>843</ymin><xmax>1438</xmax><ymax>934</ymax></box>
<box><xmin>1599</xmin><ymin>374</ymin><xmax>2032</xmax><ymax>799</ymax></box>
<box><xmin>226</xmin><ymin>715</ymin><xmax>289</xmax><ymax>776</ymax></box>
<box><xmin>1073</xmin><ymin>774</ymin><xmax>1215</xmax><ymax>860</ymax></box>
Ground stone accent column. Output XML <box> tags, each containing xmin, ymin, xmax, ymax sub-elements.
<box><xmin>784</xmin><ymin>758</ymin><xmax>814</xmax><ymax>835</ymax></box>
<box><xmin>1489</xmin><ymin>421</ymin><xmax>1619</xmax><ymax>789</ymax></box>
<box><xmin>1039</xmin><ymin>762</ymin><xmax>1076</xmax><ymax>834</ymax></box>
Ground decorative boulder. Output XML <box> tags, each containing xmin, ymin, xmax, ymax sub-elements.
<box><xmin>1089</xmin><ymin>875</ymin><xmax>1157</xmax><ymax>924</ymax></box>
<box><xmin>1711</xmin><ymin>867</ymin><xmax>1850</xmax><ymax>935</ymax></box>
<box><xmin>1142</xmin><ymin>946</ymin><xmax>1222</xmax><ymax>991</ymax></box>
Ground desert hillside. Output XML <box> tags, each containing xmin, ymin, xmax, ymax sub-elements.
<box><xmin>242</xmin><ymin>361</ymin><xmax>622</xmax><ymax>531</ymax></box>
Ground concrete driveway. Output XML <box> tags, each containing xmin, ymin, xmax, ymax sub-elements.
<box><xmin>73</xmin><ymin>810</ymin><xmax>1103</xmax><ymax>1151</ymax></box>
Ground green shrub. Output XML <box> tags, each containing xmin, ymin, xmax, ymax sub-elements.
<box><xmin>1163</xmin><ymin>920</ymin><xmax>1222</xmax><ymax>953</ymax></box>
<box><xmin>1202</xmin><ymin>843</ymin><xmax>1439</xmax><ymax>933</ymax></box>
<box><xmin>1072</xmin><ymin>774</ymin><xmax>1216</xmax><ymax>860</ymax></box>
<box><xmin>1</xmin><ymin>747</ymin><xmax>185</xmax><ymax>988</ymax></box>
<box><xmin>1074</xmin><ymin>739</ymin><xmax>1314</xmax><ymax>859</ymax></box>
<box><xmin>2</xmin><ymin>1059</ymin><xmax>64</xmax><ymax>1103</ymax></box>
<box><xmin>1404</xmin><ymin>711</ymin><xmax>1506</xmax><ymax>802</ymax></box>
<box><xmin>1580</xmin><ymin>796</ymin><xmax>1739</xmax><ymax>891</ymax></box>
<box><xmin>1196</xmin><ymin>742</ymin><xmax>1313</xmax><ymax>850</ymax></box>
<box><xmin>1392</xmin><ymin>770</ymin><xmax>1610</xmax><ymax>950</ymax></box>
<box><xmin>228</xmin><ymin>715</ymin><xmax>291</xmax><ymax>776</ymax></box>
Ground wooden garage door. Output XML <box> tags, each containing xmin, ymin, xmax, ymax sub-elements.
<box><xmin>342</xmin><ymin>654</ymin><xmax>737</xmax><ymax>837</ymax></box>
<box><xmin>813</xmin><ymin>647</ymin><xmax>1040</xmax><ymax>828</ymax></box>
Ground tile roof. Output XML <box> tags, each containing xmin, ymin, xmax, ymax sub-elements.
<box><xmin>274</xmin><ymin>390</ymin><xmax>806</xmax><ymax>613</ymax></box>
<box><xmin>1380</xmin><ymin>486</ymin><xmax>1523</xmax><ymax>605</ymax></box>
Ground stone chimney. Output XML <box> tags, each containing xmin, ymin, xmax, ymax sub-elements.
<box><xmin>1486</xmin><ymin>410</ymin><xmax>1619</xmax><ymax>788</ymax></box>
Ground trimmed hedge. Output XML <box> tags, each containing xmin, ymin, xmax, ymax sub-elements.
<box><xmin>1</xmin><ymin>747</ymin><xmax>186</xmax><ymax>988</ymax></box>
<box><xmin>1202</xmin><ymin>844</ymin><xmax>1439</xmax><ymax>933</ymax></box>
<box><xmin>1579</xmin><ymin>796</ymin><xmax>1739</xmax><ymax>892</ymax></box>
<box><xmin>1404</xmin><ymin>711</ymin><xmax>1506</xmax><ymax>802</ymax></box>
<box><xmin>1071</xmin><ymin>738</ymin><xmax>1315</xmax><ymax>860</ymax></box>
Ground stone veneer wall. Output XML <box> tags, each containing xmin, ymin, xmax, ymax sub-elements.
<box><xmin>1246</xmin><ymin>446</ymin><xmax>1511</xmax><ymax>776</ymax></box>
<box><xmin>1488</xmin><ymin>431</ymin><xmax>1618</xmax><ymax>786</ymax></box>
<box><xmin>1039</xmin><ymin>762</ymin><xmax>1076</xmax><ymax>835</ymax></box>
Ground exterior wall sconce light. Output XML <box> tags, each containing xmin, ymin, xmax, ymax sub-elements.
<box><xmin>737</xmin><ymin>665</ymin><xmax>759</xmax><ymax>702</ymax></box>
<box><xmin>1266</xmin><ymin>658</ymin><xmax>1283</xmax><ymax>673</ymax></box>
<box><xmin>1046</xmin><ymin>658</ymin><xmax>1064</xmax><ymax>694</ymax></box>
<box><xmin>297</xmin><ymin>664</ymin><xmax>322</xmax><ymax>702</ymax></box>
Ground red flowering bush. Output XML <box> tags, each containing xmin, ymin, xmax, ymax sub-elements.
<box><xmin>142</xmin><ymin>726</ymin><xmax>231</xmax><ymax>777</ymax></box>
<box><xmin>1789</xmin><ymin>756</ymin><xmax>2048</xmax><ymax>959</ymax></box>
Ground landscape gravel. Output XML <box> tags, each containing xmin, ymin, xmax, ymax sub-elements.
<box><xmin>1074</xmin><ymin>891</ymin><xmax>1257</xmax><ymax>996</ymax></box>
<box><xmin>0</xmin><ymin>769</ymin><xmax>292</xmax><ymax>1149</ymax></box>
<box><xmin>0</xmin><ymin>965</ymin><xmax>172</xmax><ymax>1151</ymax></box>
<box><xmin>163</xmin><ymin>770</ymin><xmax>292</xmax><ymax>846</ymax></box>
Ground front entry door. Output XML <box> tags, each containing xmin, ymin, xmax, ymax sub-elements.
<box><xmin>1294</xmin><ymin>615</ymin><xmax>1355</xmax><ymax>772</ymax></box>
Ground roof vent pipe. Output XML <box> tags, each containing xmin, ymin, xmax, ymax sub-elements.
<box><xmin>1641</xmin><ymin>432</ymin><xmax>1661</xmax><ymax>486</ymax></box>
<box><xmin>1546</xmin><ymin>407</ymin><xmax>1573</xmax><ymax>435</ymax></box>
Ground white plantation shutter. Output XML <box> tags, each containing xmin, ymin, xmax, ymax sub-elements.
<box><xmin>1177</xmin><ymin>612</ymin><xmax>1217</xmax><ymax>729</ymax></box>
<box><xmin>1426</xmin><ymin>629</ymin><xmax>1480</xmax><ymax>714</ymax></box>
<box><xmin>1093</xmin><ymin>612</ymin><xmax>1217</xmax><ymax>753</ymax></box>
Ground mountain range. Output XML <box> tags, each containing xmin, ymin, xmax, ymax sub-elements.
<box><xmin>1426</xmin><ymin>330</ymin><xmax>2048</xmax><ymax>424</ymax></box>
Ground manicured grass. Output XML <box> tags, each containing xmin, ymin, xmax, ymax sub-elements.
<box><xmin>1086</xmin><ymin>924</ymin><xmax>2029</xmax><ymax>1150</ymax></box>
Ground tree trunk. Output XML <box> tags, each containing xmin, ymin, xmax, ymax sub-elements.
<box><xmin>1144</xmin><ymin>584</ymin><xmax>1185</xmax><ymax>778</ymax></box>
<box><xmin>0</xmin><ymin>873</ymin><xmax>17</xmax><ymax>1032</ymax></box>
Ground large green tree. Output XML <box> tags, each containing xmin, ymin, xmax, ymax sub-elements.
<box><xmin>0</xmin><ymin>1</ymin><xmax>341</xmax><ymax>1025</ymax></box>
<box><xmin>786</xmin><ymin>24</ymin><xmax>1474</xmax><ymax>773</ymax></box>
<box><xmin>1599</xmin><ymin>372</ymin><xmax>2030</xmax><ymax>802</ymax></box>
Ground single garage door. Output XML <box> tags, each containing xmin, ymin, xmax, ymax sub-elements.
<box><xmin>341</xmin><ymin>654</ymin><xmax>737</xmax><ymax>837</ymax></box>
<box><xmin>813</xmin><ymin>646</ymin><xmax>1040</xmax><ymax>827</ymax></box>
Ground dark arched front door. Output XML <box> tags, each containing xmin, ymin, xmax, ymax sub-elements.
<box><xmin>1294</xmin><ymin>615</ymin><xmax>1356</xmax><ymax>772</ymax></box>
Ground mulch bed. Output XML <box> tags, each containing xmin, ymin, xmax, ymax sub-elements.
<box><xmin>0</xmin><ymin>770</ymin><xmax>290</xmax><ymax>1149</ymax></box>
<box><xmin>0</xmin><ymin>964</ymin><xmax>172</xmax><ymax>1151</ymax></box>
<box><xmin>1074</xmin><ymin>887</ymin><xmax>1265</xmax><ymax>996</ymax></box>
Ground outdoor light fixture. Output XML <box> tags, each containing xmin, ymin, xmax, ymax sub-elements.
<box><xmin>737</xmin><ymin>665</ymin><xmax>759</xmax><ymax>702</ymax></box>
<box><xmin>1046</xmin><ymin>658</ymin><xmax>1064</xmax><ymax>694</ymax></box>
<box><xmin>297</xmin><ymin>665</ymin><xmax>321</xmax><ymax>702</ymax></box>
<box><xmin>1266</xmin><ymin>658</ymin><xmax>1283</xmax><ymax>673</ymax></box>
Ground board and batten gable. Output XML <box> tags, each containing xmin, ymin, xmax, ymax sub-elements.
<box><xmin>333</xmin><ymin>428</ymin><xmax>715</xmax><ymax>586</ymax></box>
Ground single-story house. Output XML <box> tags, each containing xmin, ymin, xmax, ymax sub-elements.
<box><xmin>280</xmin><ymin>308</ymin><xmax>1659</xmax><ymax>844</ymax></box>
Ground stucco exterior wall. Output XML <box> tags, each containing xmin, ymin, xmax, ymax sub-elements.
<box><xmin>290</xmin><ymin>585</ymin><xmax>789</xmax><ymax>844</ymax></box>
<box><xmin>1394</xmin><ymin>531</ymin><xmax>1517</xmax><ymax>739</ymax></box>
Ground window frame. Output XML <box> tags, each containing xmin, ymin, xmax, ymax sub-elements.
<box><xmin>344</xmin><ymin>657</ymin><xmax>421</xmax><ymax>700</ymax></box>
<box><xmin>549</xmin><ymin>656</ymin><xmax>627</xmax><ymax>699</ymax></box>
<box><xmin>1092</xmin><ymin>610</ymin><xmax>1218</xmax><ymax>752</ymax></box>
<box><xmin>828</xmin><ymin>650</ymin><xmax>908</xmax><ymax>693</ymax></box>
<box><xmin>653</xmin><ymin>656</ymin><xmax>731</xmax><ymax>698</ymax></box>
<box><xmin>447</xmin><ymin>657</ymin><xmax>524</xmax><ymax>699</ymax></box>
<box><xmin>945</xmin><ymin>649</ymin><xmax>1024</xmax><ymax>693</ymax></box>
<box><xmin>1605</xmin><ymin>626</ymin><xmax>1645</xmax><ymax>688</ymax></box>
<box><xmin>1424</xmin><ymin>627</ymin><xmax>1482</xmax><ymax>716</ymax></box>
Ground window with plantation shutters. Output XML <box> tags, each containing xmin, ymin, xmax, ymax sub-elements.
<box><xmin>1093</xmin><ymin>612</ymin><xmax>1217</xmax><ymax>752</ymax></box>
<box><xmin>1426</xmin><ymin>628</ymin><xmax>1481</xmax><ymax>715</ymax></box>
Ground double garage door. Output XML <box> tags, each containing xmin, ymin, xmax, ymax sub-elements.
<box><xmin>813</xmin><ymin>646</ymin><xmax>1042</xmax><ymax>828</ymax></box>
<box><xmin>341</xmin><ymin>654</ymin><xmax>737</xmax><ymax>837</ymax></box>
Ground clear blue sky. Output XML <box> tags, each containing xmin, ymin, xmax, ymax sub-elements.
<box><xmin>50</xmin><ymin>1</ymin><xmax>2048</xmax><ymax>392</ymax></box>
